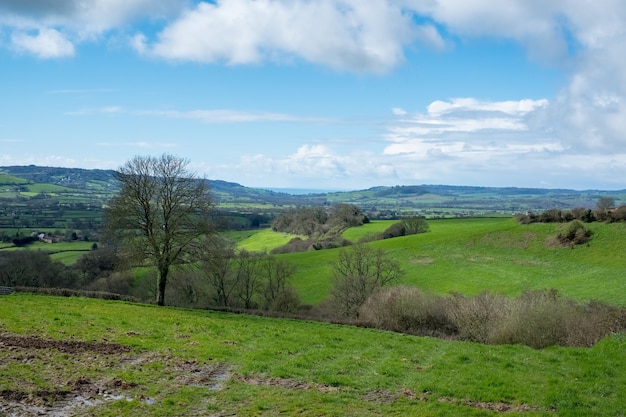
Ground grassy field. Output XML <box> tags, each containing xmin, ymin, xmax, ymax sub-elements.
<box><xmin>277</xmin><ymin>218</ymin><xmax>626</xmax><ymax>306</ymax></box>
<box><xmin>0</xmin><ymin>241</ymin><xmax>95</xmax><ymax>265</ymax></box>
<box><xmin>232</xmin><ymin>229</ymin><xmax>303</xmax><ymax>253</ymax></box>
<box><xmin>0</xmin><ymin>294</ymin><xmax>624</xmax><ymax>416</ymax></box>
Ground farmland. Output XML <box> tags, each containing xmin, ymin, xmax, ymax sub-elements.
<box><xmin>2</xmin><ymin>165</ymin><xmax>626</xmax><ymax>416</ymax></box>
<box><xmin>283</xmin><ymin>217</ymin><xmax>626</xmax><ymax>306</ymax></box>
<box><xmin>0</xmin><ymin>294</ymin><xmax>624</xmax><ymax>416</ymax></box>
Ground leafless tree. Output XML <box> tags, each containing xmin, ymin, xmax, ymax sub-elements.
<box><xmin>105</xmin><ymin>154</ymin><xmax>213</xmax><ymax>306</ymax></box>
<box><xmin>331</xmin><ymin>244</ymin><xmax>402</xmax><ymax>317</ymax></box>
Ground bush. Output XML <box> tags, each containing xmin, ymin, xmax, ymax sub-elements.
<box><xmin>447</xmin><ymin>292</ymin><xmax>509</xmax><ymax>344</ymax></box>
<box><xmin>378</xmin><ymin>222</ymin><xmax>406</xmax><ymax>239</ymax></box>
<box><xmin>358</xmin><ymin>286</ymin><xmax>455</xmax><ymax>337</ymax></box>
<box><xmin>269</xmin><ymin>287</ymin><xmax>301</xmax><ymax>313</ymax></box>
<box><xmin>556</xmin><ymin>220</ymin><xmax>592</xmax><ymax>246</ymax></box>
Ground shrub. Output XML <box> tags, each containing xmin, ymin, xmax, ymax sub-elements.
<box><xmin>269</xmin><ymin>287</ymin><xmax>301</xmax><ymax>313</ymax></box>
<box><xmin>358</xmin><ymin>286</ymin><xmax>455</xmax><ymax>337</ymax></box>
<box><xmin>378</xmin><ymin>222</ymin><xmax>406</xmax><ymax>239</ymax></box>
<box><xmin>447</xmin><ymin>292</ymin><xmax>509</xmax><ymax>344</ymax></box>
<box><xmin>556</xmin><ymin>220</ymin><xmax>592</xmax><ymax>246</ymax></box>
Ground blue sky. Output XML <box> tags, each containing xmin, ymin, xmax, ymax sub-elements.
<box><xmin>1</xmin><ymin>1</ymin><xmax>626</xmax><ymax>191</ymax></box>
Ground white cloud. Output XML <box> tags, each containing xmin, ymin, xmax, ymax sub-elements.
<box><xmin>134</xmin><ymin>0</ymin><xmax>443</xmax><ymax>72</ymax></box>
<box><xmin>11</xmin><ymin>28</ymin><xmax>75</xmax><ymax>58</ymax></box>
<box><xmin>0</xmin><ymin>0</ymin><xmax>185</xmax><ymax>57</ymax></box>
<box><xmin>392</xmin><ymin>107</ymin><xmax>407</xmax><ymax>116</ymax></box>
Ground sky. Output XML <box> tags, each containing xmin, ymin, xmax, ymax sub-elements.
<box><xmin>1</xmin><ymin>1</ymin><xmax>626</xmax><ymax>191</ymax></box>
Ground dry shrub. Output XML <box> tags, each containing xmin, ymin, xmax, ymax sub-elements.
<box><xmin>489</xmin><ymin>290</ymin><xmax>626</xmax><ymax>348</ymax></box>
<box><xmin>490</xmin><ymin>289</ymin><xmax>571</xmax><ymax>348</ymax></box>
<box><xmin>447</xmin><ymin>292</ymin><xmax>509</xmax><ymax>344</ymax></box>
<box><xmin>359</xmin><ymin>286</ymin><xmax>455</xmax><ymax>337</ymax></box>
<box><xmin>269</xmin><ymin>287</ymin><xmax>301</xmax><ymax>313</ymax></box>
<box><xmin>563</xmin><ymin>300</ymin><xmax>626</xmax><ymax>347</ymax></box>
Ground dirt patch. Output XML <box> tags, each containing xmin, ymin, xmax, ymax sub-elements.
<box><xmin>362</xmin><ymin>389</ymin><xmax>541</xmax><ymax>413</ymax></box>
<box><xmin>437</xmin><ymin>396</ymin><xmax>542</xmax><ymax>413</ymax></box>
<box><xmin>237</xmin><ymin>375</ymin><xmax>339</xmax><ymax>393</ymax></box>
<box><xmin>0</xmin><ymin>331</ymin><xmax>231</xmax><ymax>416</ymax></box>
<box><xmin>0</xmin><ymin>333</ymin><xmax>131</xmax><ymax>354</ymax></box>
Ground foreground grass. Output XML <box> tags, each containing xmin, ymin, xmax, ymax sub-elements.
<box><xmin>1</xmin><ymin>294</ymin><xmax>624</xmax><ymax>416</ymax></box>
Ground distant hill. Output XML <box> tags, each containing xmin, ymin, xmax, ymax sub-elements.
<box><xmin>1</xmin><ymin>165</ymin><xmax>625</xmax><ymax>218</ymax></box>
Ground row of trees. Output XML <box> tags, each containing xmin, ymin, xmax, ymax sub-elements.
<box><xmin>517</xmin><ymin>196</ymin><xmax>626</xmax><ymax>224</ymax></box>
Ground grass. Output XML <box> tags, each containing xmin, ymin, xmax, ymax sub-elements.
<box><xmin>234</xmin><ymin>228</ymin><xmax>303</xmax><ymax>253</ymax></box>
<box><xmin>284</xmin><ymin>218</ymin><xmax>626</xmax><ymax>306</ymax></box>
<box><xmin>0</xmin><ymin>241</ymin><xmax>95</xmax><ymax>265</ymax></box>
<box><xmin>0</xmin><ymin>294</ymin><xmax>624</xmax><ymax>416</ymax></box>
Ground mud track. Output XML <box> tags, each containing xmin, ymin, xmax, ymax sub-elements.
<box><xmin>0</xmin><ymin>333</ymin><xmax>131</xmax><ymax>354</ymax></box>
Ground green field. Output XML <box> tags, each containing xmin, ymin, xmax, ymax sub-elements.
<box><xmin>0</xmin><ymin>241</ymin><xmax>95</xmax><ymax>265</ymax></box>
<box><xmin>0</xmin><ymin>294</ymin><xmax>624</xmax><ymax>416</ymax></box>
<box><xmin>275</xmin><ymin>218</ymin><xmax>626</xmax><ymax>305</ymax></box>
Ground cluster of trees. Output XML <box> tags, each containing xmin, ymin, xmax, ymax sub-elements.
<box><xmin>517</xmin><ymin>196</ymin><xmax>626</xmax><ymax>224</ymax></box>
<box><xmin>271</xmin><ymin>203</ymin><xmax>369</xmax><ymax>236</ymax></box>
<box><xmin>167</xmin><ymin>240</ymin><xmax>300</xmax><ymax>312</ymax></box>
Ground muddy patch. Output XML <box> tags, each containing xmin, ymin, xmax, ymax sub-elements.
<box><xmin>437</xmin><ymin>396</ymin><xmax>543</xmax><ymax>413</ymax></box>
<box><xmin>237</xmin><ymin>375</ymin><xmax>339</xmax><ymax>393</ymax></box>
<box><xmin>0</xmin><ymin>331</ymin><xmax>231</xmax><ymax>416</ymax></box>
<box><xmin>0</xmin><ymin>333</ymin><xmax>131</xmax><ymax>354</ymax></box>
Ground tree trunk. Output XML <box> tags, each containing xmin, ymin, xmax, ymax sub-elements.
<box><xmin>156</xmin><ymin>265</ymin><xmax>169</xmax><ymax>306</ymax></box>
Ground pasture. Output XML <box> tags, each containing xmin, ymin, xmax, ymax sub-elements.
<box><xmin>0</xmin><ymin>294</ymin><xmax>624</xmax><ymax>416</ymax></box>
<box><xmin>279</xmin><ymin>218</ymin><xmax>626</xmax><ymax>305</ymax></box>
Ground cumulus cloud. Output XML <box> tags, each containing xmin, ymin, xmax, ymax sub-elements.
<box><xmin>134</xmin><ymin>0</ymin><xmax>444</xmax><ymax>72</ymax></box>
<box><xmin>0</xmin><ymin>0</ymin><xmax>185</xmax><ymax>56</ymax></box>
<box><xmin>11</xmin><ymin>28</ymin><xmax>75</xmax><ymax>58</ymax></box>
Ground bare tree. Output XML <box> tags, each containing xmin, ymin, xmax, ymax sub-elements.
<box><xmin>331</xmin><ymin>244</ymin><xmax>402</xmax><ymax>317</ymax></box>
<box><xmin>105</xmin><ymin>154</ymin><xmax>213</xmax><ymax>306</ymax></box>
<box><xmin>261</xmin><ymin>255</ymin><xmax>296</xmax><ymax>308</ymax></box>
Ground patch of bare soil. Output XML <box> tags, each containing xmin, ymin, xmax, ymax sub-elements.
<box><xmin>363</xmin><ymin>388</ymin><xmax>429</xmax><ymax>403</ymax></box>
<box><xmin>0</xmin><ymin>333</ymin><xmax>131</xmax><ymax>354</ymax></box>
<box><xmin>236</xmin><ymin>375</ymin><xmax>339</xmax><ymax>393</ymax></box>
<box><xmin>361</xmin><ymin>389</ymin><xmax>542</xmax><ymax>413</ymax></box>
<box><xmin>437</xmin><ymin>396</ymin><xmax>543</xmax><ymax>413</ymax></box>
<box><xmin>0</xmin><ymin>332</ymin><xmax>231</xmax><ymax>416</ymax></box>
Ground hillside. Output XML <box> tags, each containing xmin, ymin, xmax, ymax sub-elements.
<box><xmin>283</xmin><ymin>218</ymin><xmax>626</xmax><ymax>306</ymax></box>
<box><xmin>2</xmin><ymin>165</ymin><xmax>625</xmax><ymax>212</ymax></box>
<box><xmin>0</xmin><ymin>294</ymin><xmax>624</xmax><ymax>416</ymax></box>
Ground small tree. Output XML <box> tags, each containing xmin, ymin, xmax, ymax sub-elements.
<box><xmin>597</xmin><ymin>196</ymin><xmax>615</xmax><ymax>212</ymax></box>
<box><xmin>330</xmin><ymin>244</ymin><xmax>402</xmax><ymax>317</ymax></box>
<box><xmin>104</xmin><ymin>154</ymin><xmax>213</xmax><ymax>306</ymax></box>
<box><xmin>261</xmin><ymin>255</ymin><xmax>297</xmax><ymax>309</ymax></box>
<box><xmin>401</xmin><ymin>216</ymin><xmax>430</xmax><ymax>235</ymax></box>
<box><xmin>201</xmin><ymin>237</ymin><xmax>238</xmax><ymax>307</ymax></box>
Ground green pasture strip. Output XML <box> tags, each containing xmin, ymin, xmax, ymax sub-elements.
<box><xmin>236</xmin><ymin>229</ymin><xmax>303</xmax><ymax>253</ymax></box>
<box><xmin>0</xmin><ymin>294</ymin><xmax>624</xmax><ymax>416</ymax></box>
<box><xmin>0</xmin><ymin>241</ymin><xmax>96</xmax><ymax>264</ymax></box>
<box><xmin>286</xmin><ymin>217</ymin><xmax>626</xmax><ymax>306</ymax></box>
<box><xmin>50</xmin><ymin>250</ymin><xmax>90</xmax><ymax>265</ymax></box>
<box><xmin>0</xmin><ymin>173</ymin><xmax>29</xmax><ymax>184</ymax></box>
<box><xmin>341</xmin><ymin>220</ymin><xmax>396</xmax><ymax>242</ymax></box>
<box><xmin>26</xmin><ymin>183</ymin><xmax>72</xmax><ymax>193</ymax></box>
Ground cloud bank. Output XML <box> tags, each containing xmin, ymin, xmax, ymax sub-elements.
<box><xmin>2</xmin><ymin>1</ymin><xmax>626</xmax><ymax>188</ymax></box>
